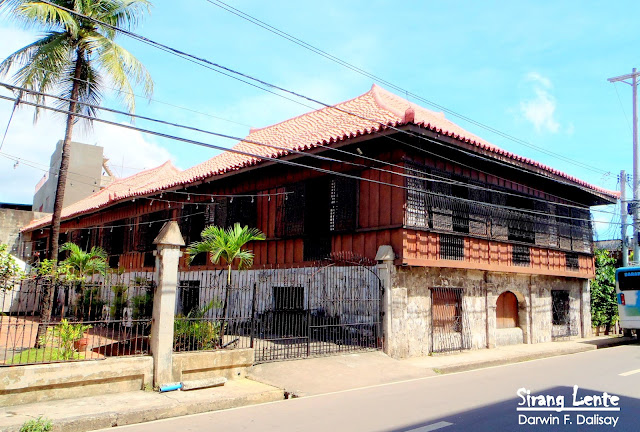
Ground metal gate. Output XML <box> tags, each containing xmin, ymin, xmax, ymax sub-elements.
<box><xmin>252</xmin><ymin>253</ymin><xmax>383</xmax><ymax>362</ymax></box>
<box><xmin>430</xmin><ymin>287</ymin><xmax>471</xmax><ymax>353</ymax></box>
<box><xmin>551</xmin><ymin>290</ymin><xmax>572</xmax><ymax>340</ymax></box>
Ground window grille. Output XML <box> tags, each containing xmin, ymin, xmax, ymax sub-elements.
<box><xmin>512</xmin><ymin>245</ymin><xmax>530</xmax><ymax>266</ymax></box>
<box><xmin>570</xmin><ymin>208</ymin><xmax>592</xmax><ymax>253</ymax></box>
<box><xmin>552</xmin><ymin>290</ymin><xmax>570</xmax><ymax>325</ymax></box>
<box><xmin>179</xmin><ymin>205</ymin><xmax>211</xmax><ymax>266</ymax></box>
<box><xmin>468</xmin><ymin>183</ymin><xmax>489</xmax><ymax>236</ymax></box>
<box><xmin>329</xmin><ymin>176</ymin><xmax>358</xmax><ymax>232</ymax></box>
<box><xmin>276</xmin><ymin>184</ymin><xmax>305</xmax><ymax>237</ymax></box>
<box><xmin>557</xmin><ymin>206</ymin><xmax>572</xmax><ymax>250</ymax></box>
<box><xmin>439</xmin><ymin>234</ymin><xmax>464</xmax><ymax>260</ymax></box>
<box><xmin>565</xmin><ymin>252</ymin><xmax>580</xmax><ymax>271</ymax></box>
<box><xmin>137</xmin><ymin>210</ymin><xmax>170</xmax><ymax>253</ymax></box>
<box><xmin>506</xmin><ymin>195</ymin><xmax>535</xmax><ymax>244</ymax></box>
<box><xmin>405</xmin><ymin>162</ymin><xmax>429</xmax><ymax>228</ymax></box>
<box><xmin>429</xmin><ymin>172</ymin><xmax>453</xmax><ymax>231</ymax></box>
<box><xmin>451</xmin><ymin>183</ymin><xmax>469</xmax><ymax>234</ymax></box>
<box><xmin>273</xmin><ymin>286</ymin><xmax>304</xmax><ymax>311</ymax></box>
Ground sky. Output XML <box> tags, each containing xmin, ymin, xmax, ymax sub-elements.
<box><xmin>0</xmin><ymin>0</ymin><xmax>637</xmax><ymax>240</ymax></box>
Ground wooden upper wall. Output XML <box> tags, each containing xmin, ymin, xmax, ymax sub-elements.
<box><xmin>24</xmin><ymin>133</ymin><xmax>597</xmax><ymax>279</ymax></box>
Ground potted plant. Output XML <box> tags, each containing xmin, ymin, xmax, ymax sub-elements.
<box><xmin>43</xmin><ymin>319</ymin><xmax>92</xmax><ymax>359</ymax></box>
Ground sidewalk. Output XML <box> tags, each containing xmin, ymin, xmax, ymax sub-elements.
<box><xmin>247</xmin><ymin>335</ymin><xmax>637</xmax><ymax>397</ymax></box>
<box><xmin>0</xmin><ymin>379</ymin><xmax>283</xmax><ymax>432</ymax></box>
<box><xmin>0</xmin><ymin>335</ymin><xmax>634</xmax><ymax>432</ymax></box>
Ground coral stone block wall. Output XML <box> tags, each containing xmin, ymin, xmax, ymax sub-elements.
<box><xmin>386</xmin><ymin>266</ymin><xmax>590</xmax><ymax>358</ymax></box>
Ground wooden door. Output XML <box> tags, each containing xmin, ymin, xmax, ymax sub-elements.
<box><xmin>496</xmin><ymin>291</ymin><xmax>518</xmax><ymax>328</ymax></box>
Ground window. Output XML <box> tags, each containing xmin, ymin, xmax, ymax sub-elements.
<box><xmin>506</xmin><ymin>195</ymin><xmax>535</xmax><ymax>244</ymax></box>
<box><xmin>431</xmin><ymin>288</ymin><xmax>462</xmax><ymax>332</ymax></box>
<box><xmin>179</xmin><ymin>205</ymin><xmax>212</xmax><ymax>266</ymax></box>
<box><xmin>570</xmin><ymin>208</ymin><xmax>592</xmax><ymax>253</ymax></box>
<box><xmin>273</xmin><ymin>286</ymin><xmax>304</xmax><ymax>311</ymax></box>
<box><xmin>552</xmin><ymin>290</ymin><xmax>570</xmax><ymax>325</ymax></box>
<box><xmin>276</xmin><ymin>184</ymin><xmax>305</xmax><ymax>237</ymax></box>
<box><xmin>468</xmin><ymin>182</ymin><xmax>489</xmax><ymax>236</ymax></box>
<box><xmin>206</xmin><ymin>197</ymin><xmax>257</xmax><ymax>230</ymax></box>
<box><xmin>405</xmin><ymin>162</ymin><xmax>429</xmax><ymax>228</ymax></box>
<box><xmin>439</xmin><ymin>234</ymin><xmax>464</xmax><ymax>260</ymax></box>
<box><xmin>451</xmin><ymin>183</ymin><xmax>469</xmax><ymax>234</ymax></box>
<box><xmin>565</xmin><ymin>252</ymin><xmax>579</xmax><ymax>271</ymax></box>
<box><xmin>72</xmin><ymin>228</ymin><xmax>93</xmax><ymax>251</ymax></box>
<box><xmin>137</xmin><ymin>211</ymin><xmax>171</xmax><ymax>253</ymax></box>
<box><xmin>557</xmin><ymin>206</ymin><xmax>572</xmax><ymax>250</ymax></box>
<box><xmin>428</xmin><ymin>172</ymin><xmax>453</xmax><ymax>231</ymax></box>
<box><xmin>329</xmin><ymin>177</ymin><xmax>358</xmax><ymax>232</ymax></box>
<box><xmin>512</xmin><ymin>245</ymin><xmax>530</xmax><ymax>267</ymax></box>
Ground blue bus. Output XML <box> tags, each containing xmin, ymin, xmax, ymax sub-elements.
<box><xmin>616</xmin><ymin>266</ymin><xmax>640</xmax><ymax>332</ymax></box>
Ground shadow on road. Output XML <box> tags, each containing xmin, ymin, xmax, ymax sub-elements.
<box><xmin>391</xmin><ymin>386</ymin><xmax>639</xmax><ymax>432</ymax></box>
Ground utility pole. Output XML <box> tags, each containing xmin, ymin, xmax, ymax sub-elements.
<box><xmin>609</xmin><ymin>68</ymin><xmax>640</xmax><ymax>262</ymax></box>
<box><xmin>621</xmin><ymin>170</ymin><xmax>629</xmax><ymax>267</ymax></box>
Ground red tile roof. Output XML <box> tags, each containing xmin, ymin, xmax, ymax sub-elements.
<box><xmin>22</xmin><ymin>84</ymin><xmax>618</xmax><ymax>232</ymax></box>
<box><xmin>23</xmin><ymin>161</ymin><xmax>180</xmax><ymax>231</ymax></box>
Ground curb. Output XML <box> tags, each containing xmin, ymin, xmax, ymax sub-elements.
<box><xmin>434</xmin><ymin>338</ymin><xmax>637</xmax><ymax>375</ymax></box>
<box><xmin>3</xmin><ymin>388</ymin><xmax>284</xmax><ymax>432</ymax></box>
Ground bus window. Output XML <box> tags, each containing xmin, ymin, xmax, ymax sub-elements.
<box><xmin>618</xmin><ymin>270</ymin><xmax>640</xmax><ymax>291</ymax></box>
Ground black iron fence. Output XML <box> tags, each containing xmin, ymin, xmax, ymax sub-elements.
<box><xmin>175</xmin><ymin>253</ymin><xmax>384</xmax><ymax>362</ymax></box>
<box><xmin>0</xmin><ymin>272</ymin><xmax>154</xmax><ymax>366</ymax></box>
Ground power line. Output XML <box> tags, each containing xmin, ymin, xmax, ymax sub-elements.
<box><xmin>2</xmin><ymin>77</ymin><xmax>606</xmax><ymax>207</ymax></box>
<box><xmin>0</xmin><ymin>93</ymin><xmax>613</xmax><ymax>226</ymax></box>
<box><xmin>0</xmin><ymin>151</ymin><xmax>290</xmax><ymax>201</ymax></box>
<box><xmin>203</xmin><ymin>0</ymin><xmax>609</xmax><ymax>175</ymax></box>
<box><xmin>36</xmin><ymin>0</ymin><xmax>609</xmax><ymax>181</ymax></box>
<box><xmin>1</xmin><ymin>61</ymin><xmax>253</xmax><ymax>129</ymax></box>
<box><xmin>0</xmin><ymin>83</ymin><xmax>617</xmax><ymax>217</ymax></box>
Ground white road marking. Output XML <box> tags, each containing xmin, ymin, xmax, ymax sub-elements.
<box><xmin>619</xmin><ymin>368</ymin><xmax>640</xmax><ymax>376</ymax></box>
<box><xmin>408</xmin><ymin>421</ymin><xmax>453</xmax><ymax>431</ymax></box>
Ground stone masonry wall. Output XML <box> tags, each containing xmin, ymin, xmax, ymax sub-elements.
<box><xmin>386</xmin><ymin>266</ymin><xmax>588</xmax><ymax>359</ymax></box>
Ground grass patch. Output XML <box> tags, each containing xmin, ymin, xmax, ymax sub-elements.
<box><xmin>6</xmin><ymin>348</ymin><xmax>85</xmax><ymax>365</ymax></box>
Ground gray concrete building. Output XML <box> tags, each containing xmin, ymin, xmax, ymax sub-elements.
<box><xmin>33</xmin><ymin>140</ymin><xmax>114</xmax><ymax>213</ymax></box>
<box><xmin>0</xmin><ymin>203</ymin><xmax>47</xmax><ymax>255</ymax></box>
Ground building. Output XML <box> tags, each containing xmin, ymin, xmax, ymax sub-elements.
<box><xmin>0</xmin><ymin>203</ymin><xmax>48</xmax><ymax>256</ymax></box>
<box><xmin>33</xmin><ymin>140</ymin><xmax>115</xmax><ymax>213</ymax></box>
<box><xmin>20</xmin><ymin>85</ymin><xmax>618</xmax><ymax>358</ymax></box>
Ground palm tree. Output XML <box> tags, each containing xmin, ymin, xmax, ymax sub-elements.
<box><xmin>60</xmin><ymin>241</ymin><xmax>108</xmax><ymax>319</ymax></box>
<box><xmin>60</xmin><ymin>242</ymin><xmax>108</xmax><ymax>280</ymax></box>
<box><xmin>187</xmin><ymin>223</ymin><xmax>265</xmax><ymax>346</ymax></box>
<box><xmin>187</xmin><ymin>223</ymin><xmax>266</xmax><ymax>285</ymax></box>
<box><xmin>0</xmin><ymin>0</ymin><xmax>153</xmax><ymax>325</ymax></box>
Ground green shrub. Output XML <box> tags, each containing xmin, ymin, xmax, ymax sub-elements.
<box><xmin>39</xmin><ymin>319</ymin><xmax>92</xmax><ymax>360</ymax></box>
<box><xmin>19</xmin><ymin>417</ymin><xmax>52</xmax><ymax>432</ymax></box>
<box><xmin>110</xmin><ymin>284</ymin><xmax>128</xmax><ymax>321</ymax></box>
<box><xmin>173</xmin><ymin>299</ymin><xmax>223</xmax><ymax>351</ymax></box>
<box><xmin>78</xmin><ymin>287</ymin><xmax>105</xmax><ymax>320</ymax></box>
<box><xmin>174</xmin><ymin>319</ymin><xmax>222</xmax><ymax>351</ymax></box>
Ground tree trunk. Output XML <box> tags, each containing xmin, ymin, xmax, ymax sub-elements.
<box><xmin>36</xmin><ymin>49</ymin><xmax>84</xmax><ymax>347</ymax></box>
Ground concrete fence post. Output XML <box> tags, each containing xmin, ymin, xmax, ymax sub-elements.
<box><xmin>375</xmin><ymin>245</ymin><xmax>395</xmax><ymax>355</ymax></box>
<box><xmin>150</xmin><ymin>221</ymin><xmax>185</xmax><ymax>387</ymax></box>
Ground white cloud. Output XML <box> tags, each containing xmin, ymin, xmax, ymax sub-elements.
<box><xmin>519</xmin><ymin>72</ymin><xmax>561</xmax><ymax>134</ymax></box>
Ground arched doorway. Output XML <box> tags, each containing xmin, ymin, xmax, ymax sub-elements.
<box><xmin>496</xmin><ymin>291</ymin><xmax>518</xmax><ymax>329</ymax></box>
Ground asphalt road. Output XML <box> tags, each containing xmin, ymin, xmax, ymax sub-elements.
<box><xmin>102</xmin><ymin>344</ymin><xmax>640</xmax><ymax>432</ymax></box>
